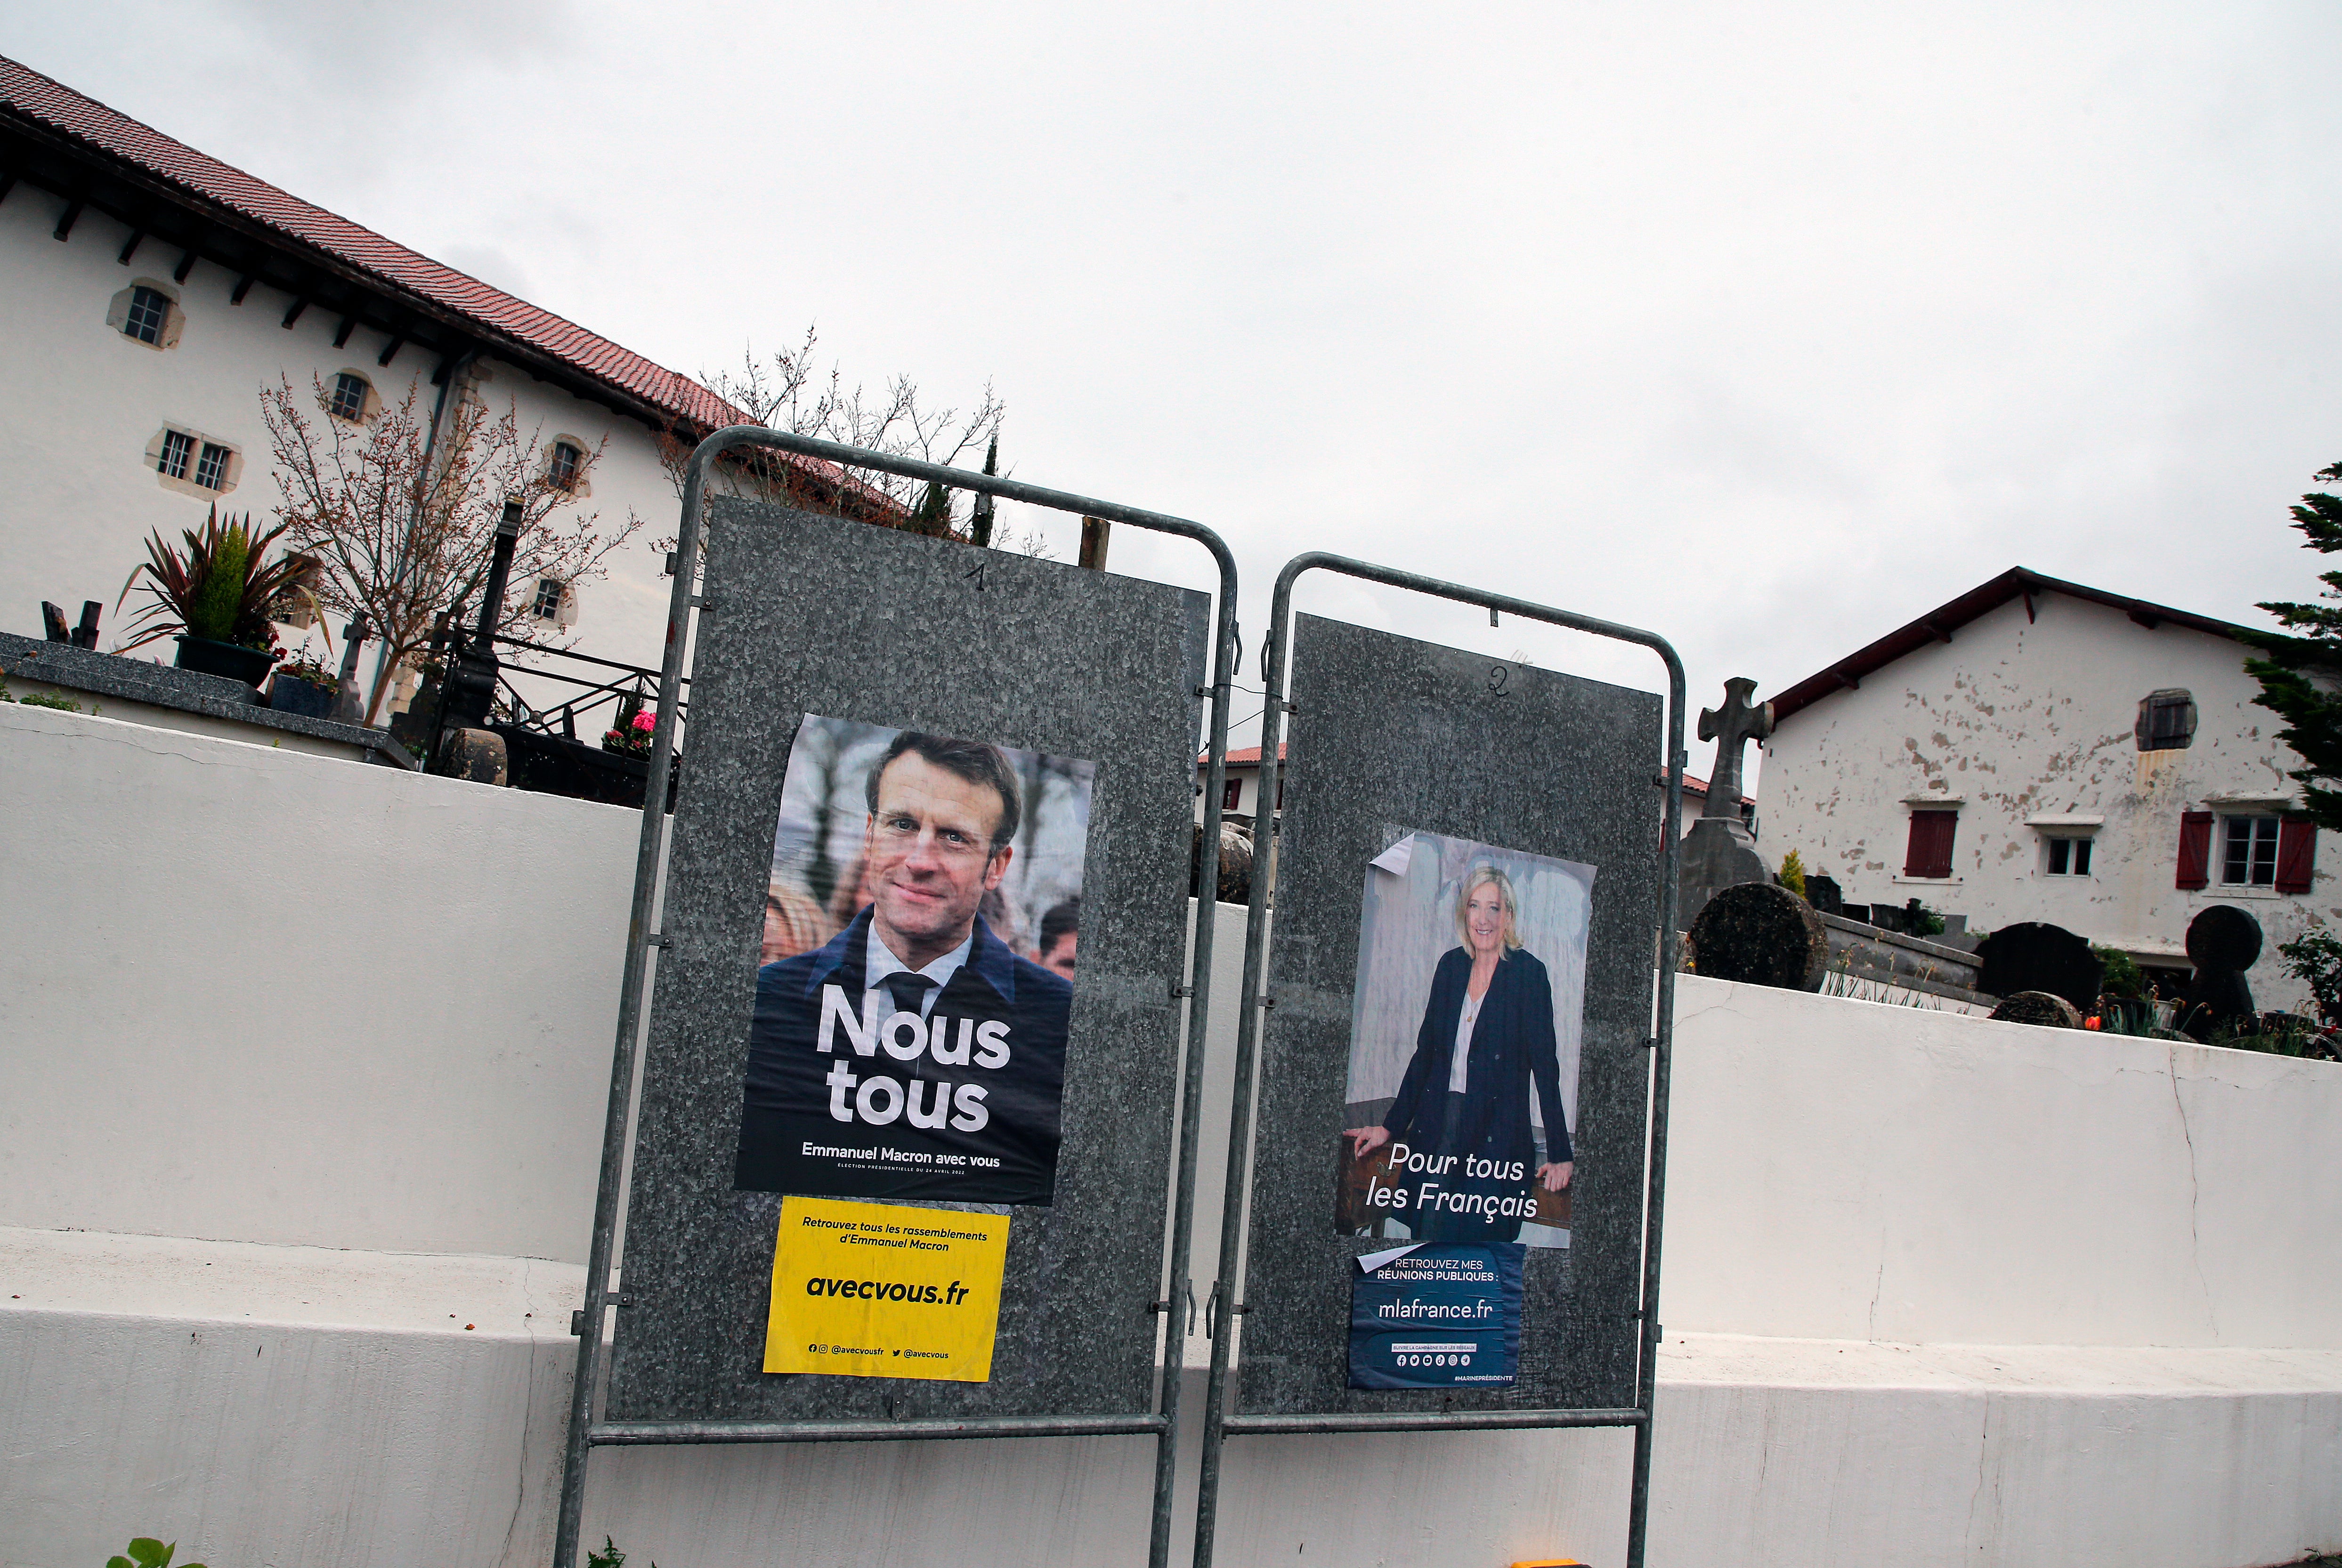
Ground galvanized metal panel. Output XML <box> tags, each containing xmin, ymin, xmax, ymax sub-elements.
<box><xmin>1235</xmin><ymin>613</ymin><xmax>1662</xmax><ymax>1415</ymax></box>
<box><xmin>608</xmin><ymin>500</ymin><xmax>1208</xmax><ymax>1423</ymax></box>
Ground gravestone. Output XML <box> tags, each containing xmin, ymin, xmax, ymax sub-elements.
<box><xmin>1191</xmin><ymin>818</ymin><xmax>1254</xmax><ymax>905</ymax></box>
<box><xmin>1687</xmin><ymin>881</ymin><xmax>1828</xmax><ymax>991</ymax></box>
<box><xmin>1987</xmin><ymin>990</ymin><xmax>2082</xmax><ymax>1028</ymax></box>
<box><xmin>1801</xmin><ymin>873</ymin><xmax>1843</xmax><ymax>916</ymax></box>
<box><xmin>1679</xmin><ymin>677</ymin><xmax>1775</xmax><ymax>926</ymax></box>
<box><xmin>1976</xmin><ymin>921</ymin><xmax>2100</xmax><ymax>1011</ymax></box>
<box><xmin>438</xmin><ymin>727</ymin><xmax>508</xmax><ymax>786</ymax></box>
<box><xmin>2181</xmin><ymin>905</ymin><xmax>2261</xmax><ymax>1039</ymax></box>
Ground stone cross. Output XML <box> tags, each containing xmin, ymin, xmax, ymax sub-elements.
<box><xmin>1696</xmin><ymin>676</ymin><xmax>1774</xmax><ymax>820</ymax></box>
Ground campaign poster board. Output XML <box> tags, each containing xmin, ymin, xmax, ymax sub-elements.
<box><xmin>1336</xmin><ymin>832</ymin><xmax>1596</xmax><ymax>1251</ymax></box>
<box><xmin>608</xmin><ymin>500</ymin><xmax>1209</xmax><ymax>1425</ymax></box>
<box><xmin>735</xmin><ymin>715</ymin><xmax>1096</xmax><ymax>1207</ymax></box>
<box><xmin>1347</xmin><ymin>1243</ymin><xmax>1525</xmax><ymax>1390</ymax></box>
<box><xmin>1238</xmin><ymin>614</ymin><xmax>1662</xmax><ymax>1418</ymax></box>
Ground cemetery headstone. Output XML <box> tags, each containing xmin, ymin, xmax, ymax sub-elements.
<box><xmin>1192</xmin><ymin>818</ymin><xmax>1254</xmax><ymax>905</ymax></box>
<box><xmin>1801</xmin><ymin>873</ymin><xmax>1843</xmax><ymax>916</ymax></box>
<box><xmin>1686</xmin><ymin>881</ymin><xmax>1829</xmax><ymax>991</ymax></box>
<box><xmin>1679</xmin><ymin>677</ymin><xmax>1775</xmax><ymax>925</ymax></box>
<box><xmin>1987</xmin><ymin>990</ymin><xmax>2082</xmax><ymax>1028</ymax></box>
<box><xmin>1975</xmin><ymin>921</ymin><xmax>2100</xmax><ymax>1011</ymax></box>
<box><xmin>331</xmin><ymin>615</ymin><xmax>369</xmax><ymax>724</ymax></box>
<box><xmin>2181</xmin><ymin>904</ymin><xmax>2261</xmax><ymax>1039</ymax></box>
<box><xmin>438</xmin><ymin>727</ymin><xmax>508</xmax><ymax>786</ymax></box>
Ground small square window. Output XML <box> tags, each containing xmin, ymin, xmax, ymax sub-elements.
<box><xmin>532</xmin><ymin>577</ymin><xmax>565</xmax><ymax>618</ymax></box>
<box><xmin>329</xmin><ymin>372</ymin><xmax>369</xmax><ymax>422</ymax></box>
<box><xmin>194</xmin><ymin>442</ymin><xmax>231</xmax><ymax>491</ymax></box>
<box><xmin>548</xmin><ymin>441</ymin><xmax>583</xmax><ymax>491</ymax></box>
<box><xmin>2222</xmin><ymin>816</ymin><xmax>2280</xmax><ymax>887</ymax></box>
<box><xmin>124</xmin><ymin>285</ymin><xmax>170</xmax><ymax>346</ymax></box>
<box><xmin>2045</xmin><ymin>837</ymin><xmax>2092</xmax><ymax>876</ymax></box>
<box><xmin>159</xmin><ymin>429</ymin><xmax>194</xmax><ymax>479</ymax></box>
<box><xmin>2139</xmin><ymin>690</ymin><xmax>2196</xmax><ymax>752</ymax></box>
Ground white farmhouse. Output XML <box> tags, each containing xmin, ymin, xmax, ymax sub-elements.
<box><xmin>1757</xmin><ymin>566</ymin><xmax>2329</xmax><ymax>1012</ymax></box>
<box><xmin>0</xmin><ymin>56</ymin><xmax>888</xmax><ymax>717</ymax></box>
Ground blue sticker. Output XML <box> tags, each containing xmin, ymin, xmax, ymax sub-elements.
<box><xmin>1347</xmin><ymin>1243</ymin><xmax>1524</xmax><ymax>1389</ymax></box>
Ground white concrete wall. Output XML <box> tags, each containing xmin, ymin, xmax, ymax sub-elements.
<box><xmin>0</xmin><ymin>186</ymin><xmax>681</xmax><ymax>686</ymax></box>
<box><xmin>1665</xmin><ymin>975</ymin><xmax>2342</xmax><ymax>1349</ymax></box>
<box><xmin>3</xmin><ymin>711</ymin><xmax>2339</xmax><ymax>1567</ymax></box>
<box><xmin>1760</xmin><ymin>590</ymin><xmax>2336</xmax><ymax>1010</ymax></box>
<box><xmin>0</xmin><ymin>703</ymin><xmax>636</xmax><ymax>1260</ymax></box>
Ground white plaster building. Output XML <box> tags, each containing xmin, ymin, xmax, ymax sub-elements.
<box><xmin>0</xmin><ymin>56</ymin><xmax>892</xmax><ymax>716</ymax></box>
<box><xmin>1197</xmin><ymin>741</ymin><xmax>1285</xmax><ymax>825</ymax></box>
<box><xmin>1757</xmin><ymin>566</ymin><xmax>2331</xmax><ymax>1011</ymax></box>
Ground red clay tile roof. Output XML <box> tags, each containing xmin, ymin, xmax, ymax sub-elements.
<box><xmin>1677</xmin><ymin>772</ymin><xmax>1751</xmax><ymax>806</ymax></box>
<box><xmin>1200</xmin><ymin>743</ymin><xmax>1290</xmax><ymax>767</ymax></box>
<box><xmin>0</xmin><ymin>54</ymin><xmax>746</xmax><ymax>433</ymax></box>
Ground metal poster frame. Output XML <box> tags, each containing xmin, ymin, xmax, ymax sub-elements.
<box><xmin>551</xmin><ymin>428</ymin><xmax>1243</xmax><ymax>1568</ymax></box>
<box><xmin>1190</xmin><ymin>552</ymin><xmax>1687</xmax><ymax>1568</ymax></box>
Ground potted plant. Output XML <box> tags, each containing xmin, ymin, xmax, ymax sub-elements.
<box><xmin>116</xmin><ymin>507</ymin><xmax>305</xmax><ymax>687</ymax></box>
<box><xmin>269</xmin><ymin>655</ymin><xmax>340</xmax><ymax>718</ymax></box>
<box><xmin>602</xmin><ymin>706</ymin><xmax>656</xmax><ymax>758</ymax></box>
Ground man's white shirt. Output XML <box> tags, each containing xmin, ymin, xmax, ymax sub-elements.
<box><xmin>863</xmin><ymin>927</ymin><xmax>973</xmax><ymax>1021</ymax></box>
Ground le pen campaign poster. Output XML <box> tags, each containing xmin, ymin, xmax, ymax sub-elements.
<box><xmin>735</xmin><ymin>714</ymin><xmax>1095</xmax><ymax>1207</ymax></box>
<box><xmin>1336</xmin><ymin>830</ymin><xmax>1594</xmax><ymax>1251</ymax></box>
<box><xmin>1348</xmin><ymin>1243</ymin><xmax>1524</xmax><ymax>1390</ymax></box>
<box><xmin>766</xmin><ymin>1196</ymin><xmax>1011</xmax><ymax>1382</ymax></box>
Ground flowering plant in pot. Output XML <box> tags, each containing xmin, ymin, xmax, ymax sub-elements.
<box><xmin>269</xmin><ymin>655</ymin><xmax>340</xmax><ymax>719</ymax></box>
<box><xmin>602</xmin><ymin>706</ymin><xmax>656</xmax><ymax>758</ymax></box>
<box><xmin>116</xmin><ymin>507</ymin><xmax>305</xmax><ymax>686</ymax></box>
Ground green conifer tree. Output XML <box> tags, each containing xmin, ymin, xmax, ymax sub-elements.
<box><xmin>970</xmin><ymin>435</ymin><xmax>999</xmax><ymax>548</ymax></box>
<box><xmin>909</xmin><ymin>479</ymin><xmax>954</xmax><ymax>538</ymax></box>
<box><xmin>2245</xmin><ymin>461</ymin><xmax>2342</xmax><ymax>831</ymax></box>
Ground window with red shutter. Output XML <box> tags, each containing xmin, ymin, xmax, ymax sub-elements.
<box><xmin>1221</xmin><ymin>777</ymin><xmax>1242</xmax><ymax>812</ymax></box>
<box><xmin>2277</xmin><ymin>814</ymin><xmax>2318</xmax><ymax>894</ymax></box>
<box><xmin>1903</xmin><ymin>810</ymin><xmax>1957</xmax><ymax>879</ymax></box>
<box><xmin>2175</xmin><ymin>811</ymin><xmax>2212</xmax><ymax>889</ymax></box>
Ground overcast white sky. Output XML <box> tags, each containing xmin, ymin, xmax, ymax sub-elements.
<box><xmin>15</xmin><ymin>3</ymin><xmax>2342</xmax><ymax>781</ymax></box>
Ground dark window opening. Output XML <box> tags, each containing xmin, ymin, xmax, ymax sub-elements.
<box><xmin>548</xmin><ymin>440</ymin><xmax>584</xmax><ymax>491</ymax></box>
<box><xmin>532</xmin><ymin>577</ymin><xmax>565</xmax><ymax>618</ymax></box>
<box><xmin>1221</xmin><ymin>777</ymin><xmax>1242</xmax><ymax>812</ymax></box>
<box><xmin>124</xmin><ymin>285</ymin><xmax>169</xmax><ymax>345</ymax></box>
<box><xmin>2045</xmin><ymin>836</ymin><xmax>2093</xmax><ymax>876</ymax></box>
<box><xmin>1904</xmin><ymin>809</ymin><xmax>1958</xmax><ymax>879</ymax></box>
<box><xmin>193</xmin><ymin>442</ymin><xmax>230</xmax><ymax>491</ymax></box>
<box><xmin>158</xmin><ymin>429</ymin><xmax>194</xmax><ymax>479</ymax></box>
<box><xmin>330</xmin><ymin>372</ymin><xmax>369</xmax><ymax>422</ymax></box>
<box><xmin>2138</xmin><ymin>690</ymin><xmax>2196</xmax><ymax>752</ymax></box>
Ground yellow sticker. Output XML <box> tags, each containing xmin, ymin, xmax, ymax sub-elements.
<box><xmin>764</xmin><ymin>1196</ymin><xmax>1010</xmax><ymax>1382</ymax></box>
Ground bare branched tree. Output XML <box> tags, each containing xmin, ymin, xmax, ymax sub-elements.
<box><xmin>649</xmin><ymin>324</ymin><xmax>1007</xmax><ymax>549</ymax></box>
<box><xmin>261</xmin><ymin>373</ymin><xmax>646</xmax><ymax>726</ymax></box>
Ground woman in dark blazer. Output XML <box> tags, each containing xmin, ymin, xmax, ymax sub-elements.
<box><xmin>1346</xmin><ymin>865</ymin><xmax>1572</xmax><ymax>1243</ymax></box>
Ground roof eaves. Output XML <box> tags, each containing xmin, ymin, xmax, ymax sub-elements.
<box><xmin>0</xmin><ymin>56</ymin><xmax>907</xmax><ymax>519</ymax></box>
<box><xmin>1768</xmin><ymin>567</ymin><xmax>2265</xmax><ymax>725</ymax></box>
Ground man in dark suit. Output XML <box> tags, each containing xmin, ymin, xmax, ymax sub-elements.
<box><xmin>736</xmin><ymin>731</ymin><xmax>1074</xmax><ymax>1206</ymax></box>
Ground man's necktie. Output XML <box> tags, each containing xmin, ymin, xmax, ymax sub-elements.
<box><xmin>883</xmin><ymin>971</ymin><xmax>938</xmax><ymax>1018</ymax></box>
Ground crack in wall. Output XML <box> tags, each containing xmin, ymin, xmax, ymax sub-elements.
<box><xmin>1962</xmin><ymin>1395</ymin><xmax>1995</xmax><ymax>1553</ymax></box>
<box><xmin>2167</xmin><ymin>1046</ymin><xmax>2219</xmax><ymax>1337</ymax></box>
<box><xmin>497</xmin><ymin>1257</ymin><xmax>538</xmax><ymax>1565</ymax></box>
<box><xmin>1867</xmin><ymin>1238</ymin><xmax>1885</xmax><ymax>1341</ymax></box>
